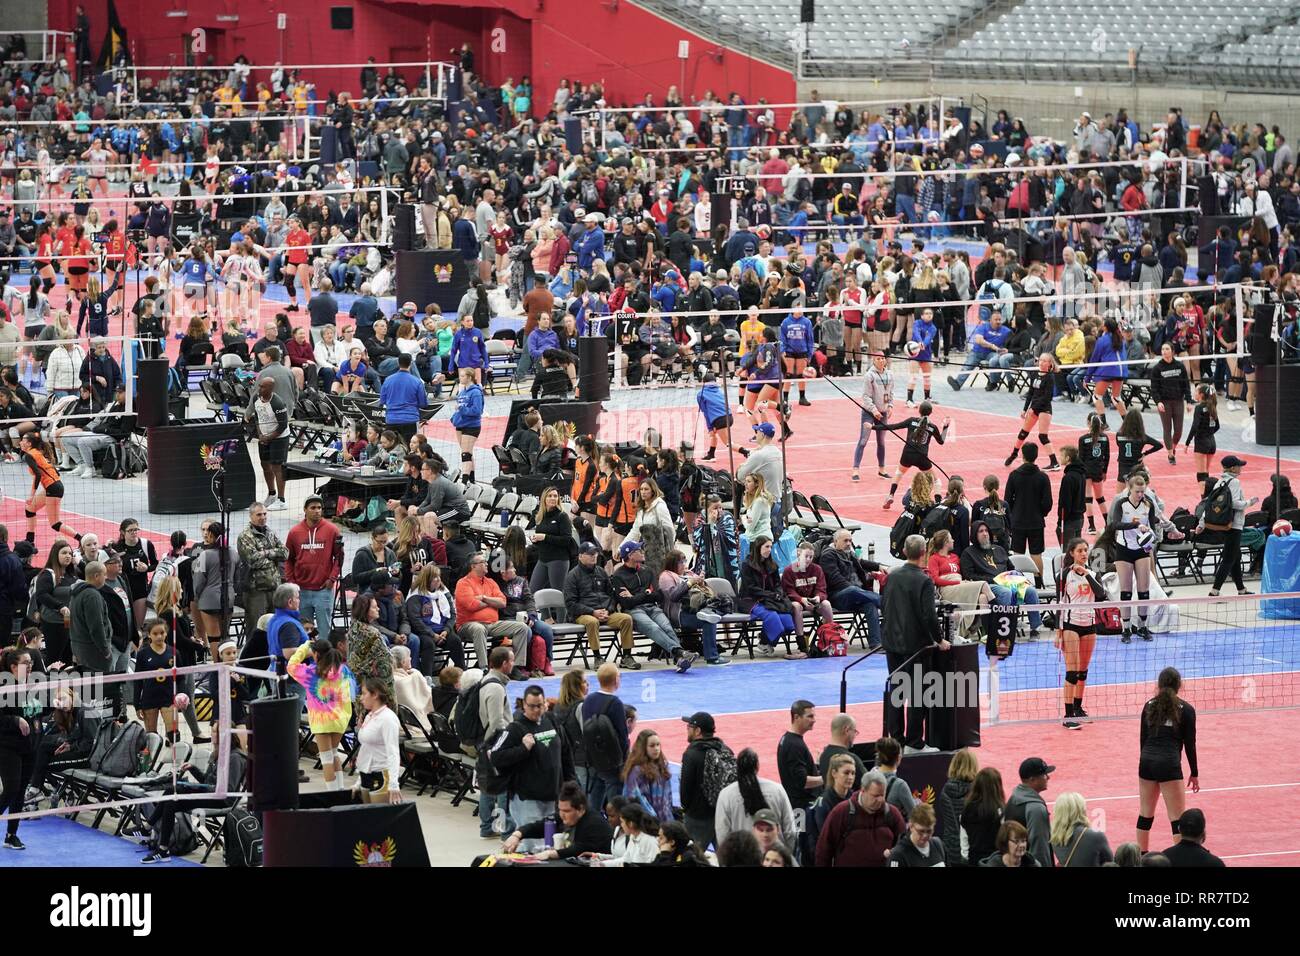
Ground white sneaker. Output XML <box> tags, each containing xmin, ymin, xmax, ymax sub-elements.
<box><xmin>76</xmin><ymin>465</ymin><xmax>96</xmax><ymax>478</ymax></box>
<box><xmin>263</xmin><ymin>494</ymin><xmax>278</xmax><ymax>507</ymax></box>
<box><xmin>267</xmin><ymin>498</ymin><xmax>288</xmax><ymax>512</ymax></box>
<box><xmin>903</xmin><ymin>744</ymin><xmax>940</xmax><ymax>755</ymax></box>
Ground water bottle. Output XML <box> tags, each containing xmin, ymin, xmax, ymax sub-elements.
<box><xmin>543</xmin><ymin>817</ymin><xmax>556</xmax><ymax>847</ymax></box>
<box><xmin>867</xmin><ymin>543</ymin><xmax>876</xmax><ymax>562</ymax></box>
<box><xmin>500</xmin><ymin>509</ymin><xmax>511</xmax><ymax>529</ymax></box>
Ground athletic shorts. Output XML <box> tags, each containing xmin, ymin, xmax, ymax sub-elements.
<box><xmin>184</xmin><ymin>283</ymin><xmax>205</xmax><ymax>298</ymax></box>
<box><xmin>360</xmin><ymin>770</ymin><xmax>391</xmax><ymax>793</ymax></box>
<box><xmin>457</xmin><ymin>426</ymin><xmax>481</xmax><ymax>438</ymax></box>
<box><xmin>784</xmin><ymin>353</ymin><xmax>809</xmax><ymax>362</ymax></box>
<box><xmin>42</xmin><ymin>480</ymin><xmax>65</xmax><ymax>499</ymax></box>
<box><xmin>613</xmin><ymin>521</ymin><xmax>633</xmax><ymax>535</ymax></box>
<box><xmin>746</xmin><ymin>384</ymin><xmax>767</xmax><ymax>393</ymax></box>
<box><xmin>1083</xmin><ymin>467</ymin><xmax>1107</xmax><ymax>483</ymax></box>
<box><xmin>1060</xmin><ymin>621</ymin><xmax>1094</xmax><ymax>637</ymax></box>
<box><xmin>1137</xmin><ymin>756</ymin><xmax>1182</xmax><ymax>783</ymax></box>
<box><xmin>66</xmin><ymin>266</ymin><xmax>88</xmax><ymax>277</ymax></box>
<box><xmin>1114</xmin><ymin>544</ymin><xmax>1152</xmax><ymax>565</ymax></box>
<box><xmin>1010</xmin><ymin>527</ymin><xmax>1045</xmax><ymax>555</ymax></box>
<box><xmin>259</xmin><ymin>437</ymin><xmax>290</xmax><ymax>465</ymax></box>
<box><xmin>709</xmin><ymin>414</ymin><xmax>734</xmax><ymax>432</ymax></box>
<box><xmin>899</xmin><ymin>449</ymin><xmax>931</xmax><ymax>471</ymax></box>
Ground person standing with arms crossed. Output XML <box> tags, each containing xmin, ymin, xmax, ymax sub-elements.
<box><xmin>245</xmin><ymin>377</ymin><xmax>290</xmax><ymax>511</ymax></box>
<box><xmin>851</xmin><ymin>351</ymin><xmax>894</xmax><ymax>482</ymax></box>
<box><xmin>880</xmin><ymin>534</ymin><xmax>949</xmax><ymax>754</ymax></box>
<box><xmin>284</xmin><ymin>495</ymin><xmax>343</xmax><ymax>639</ymax></box>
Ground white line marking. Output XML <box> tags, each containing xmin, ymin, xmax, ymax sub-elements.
<box><xmin>1258</xmin><ymin>657</ymin><xmax>1284</xmax><ymax>664</ymax></box>
<box><xmin>1086</xmin><ymin>782</ymin><xmax>1300</xmax><ymax>802</ymax></box>
<box><xmin>1221</xmin><ymin>849</ymin><xmax>1300</xmax><ymax>860</ymax></box>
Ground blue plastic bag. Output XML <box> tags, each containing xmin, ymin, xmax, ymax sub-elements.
<box><xmin>738</xmin><ymin>529</ymin><xmax>799</xmax><ymax>573</ymax></box>
<box><xmin>1260</xmin><ymin>534</ymin><xmax>1300</xmax><ymax>619</ymax></box>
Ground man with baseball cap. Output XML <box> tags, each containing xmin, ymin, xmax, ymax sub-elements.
<box><xmin>562</xmin><ymin>541</ymin><xmax>636</xmax><ymax>665</ymax></box>
<box><xmin>611</xmin><ymin>540</ymin><xmax>696</xmax><ymax>672</ymax></box>
<box><xmin>284</xmin><ymin>494</ymin><xmax>343</xmax><ymax>638</ymax></box>
<box><xmin>1205</xmin><ymin>454</ymin><xmax>1257</xmax><ymax>598</ymax></box>
<box><xmin>1004</xmin><ymin>757</ymin><xmax>1054</xmax><ymax>867</ymax></box>
<box><xmin>679</xmin><ymin>711</ymin><xmax>735</xmax><ymax>849</ymax></box>
<box><xmin>736</xmin><ymin>422</ymin><xmax>785</xmax><ymax>532</ymax></box>
<box><xmin>575</xmin><ymin>212</ymin><xmax>605</xmax><ymax>273</ymax></box>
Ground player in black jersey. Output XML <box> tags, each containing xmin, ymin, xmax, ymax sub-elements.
<box><xmin>1137</xmin><ymin>667</ymin><xmax>1200</xmax><ymax>851</ymax></box>
<box><xmin>1114</xmin><ymin>409</ymin><xmax>1162</xmax><ymax>493</ymax></box>
<box><xmin>1077</xmin><ymin>414</ymin><xmax>1110</xmax><ymax>535</ymax></box>
<box><xmin>881</xmin><ymin>401</ymin><xmax>950</xmax><ymax>509</ymax></box>
<box><xmin>1183</xmin><ymin>384</ymin><xmax>1220</xmax><ymax>486</ymax></box>
<box><xmin>1003</xmin><ymin>354</ymin><xmax>1061</xmax><ymax>470</ymax></box>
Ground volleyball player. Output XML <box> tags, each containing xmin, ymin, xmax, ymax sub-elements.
<box><xmin>1004</xmin><ymin>354</ymin><xmax>1060</xmax><ymax>469</ymax></box>
<box><xmin>904</xmin><ymin>307</ymin><xmax>938</xmax><ymax>406</ymax></box>
<box><xmin>1136</xmin><ymin>667</ymin><xmax>1199</xmax><ymax>852</ymax></box>
<box><xmin>1078</xmin><ymin>414</ymin><xmax>1110</xmax><ymax>535</ymax></box>
<box><xmin>1086</xmin><ymin>316</ymin><xmax>1128</xmax><ymax>428</ymax></box>
<box><xmin>1105</xmin><ymin>472</ymin><xmax>1172</xmax><ymax>643</ymax></box>
<box><xmin>1149</xmin><ymin>342</ymin><xmax>1192</xmax><ymax>466</ymax></box>
<box><xmin>779</xmin><ymin>306</ymin><xmax>815</xmax><ymax>408</ymax></box>
<box><xmin>1114</xmin><ymin>409</ymin><xmax>1163</xmax><ymax>494</ymax></box>
<box><xmin>696</xmin><ymin>373</ymin><xmax>736</xmax><ymax>462</ymax></box>
<box><xmin>18</xmin><ymin>434</ymin><xmax>80</xmax><ymax>545</ymax></box>
<box><xmin>1183</xmin><ymin>384</ymin><xmax>1220</xmax><ymax>487</ymax></box>
<box><xmin>739</xmin><ymin>327</ymin><xmax>790</xmax><ymax>440</ymax></box>
<box><xmin>1054</xmin><ymin>538</ymin><xmax>1106</xmax><ymax>729</ymax></box>
<box><xmin>881</xmin><ymin>401</ymin><xmax>950</xmax><ymax>509</ymax></box>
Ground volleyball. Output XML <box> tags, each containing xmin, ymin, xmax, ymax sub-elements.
<box><xmin>1273</xmin><ymin>519</ymin><xmax>1293</xmax><ymax>537</ymax></box>
<box><xmin>927</xmin><ymin>210</ymin><xmax>941</xmax><ymax>222</ymax></box>
<box><xmin>1135</xmin><ymin>527</ymin><xmax>1156</xmax><ymax>551</ymax></box>
<box><xmin>802</xmin><ymin>365</ymin><xmax>818</xmax><ymax>378</ymax></box>
<box><xmin>904</xmin><ymin>341</ymin><xmax>923</xmax><ymax>357</ymax></box>
<box><xmin>173</xmin><ymin>693</ymin><xmax>190</xmax><ymax>711</ymax></box>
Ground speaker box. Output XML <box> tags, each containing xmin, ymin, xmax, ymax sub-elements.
<box><xmin>577</xmin><ymin>335</ymin><xmax>610</xmax><ymax>401</ymax></box>
<box><xmin>136</xmin><ymin>358</ymin><xmax>170</xmax><ymax>427</ymax></box>
<box><xmin>393</xmin><ymin>203</ymin><xmax>416</xmax><ymax>252</ymax></box>
<box><xmin>1252</xmin><ymin>303</ymin><xmax>1282</xmax><ymax>366</ymax></box>
<box><xmin>247</xmin><ymin>696</ymin><xmax>301</xmax><ymax>812</ymax></box>
<box><xmin>800</xmin><ymin>0</ymin><xmax>815</xmax><ymax>23</ymax></box>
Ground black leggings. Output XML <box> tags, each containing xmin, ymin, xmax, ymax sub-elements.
<box><xmin>30</xmin><ymin>735</ymin><xmax>88</xmax><ymax>789</ymax></box>
<box><xmin>0</xmin><ymin>748</ymin><xmax>35</xmax><ymax>836</ymax></box>
<box><xmin>1158</xmin><ymin>401</ymin><xmax>1185</xmax><ymax>452</ymax></box>
<box><xmin>1211</xmin><ymin>528</ymin><xmax>1244</xmax><ymax>591</ymax></box>
<box><xmin>41</xmin><ymin>620</ymin><xmax>70</xmax><ymax>665</ymax></box>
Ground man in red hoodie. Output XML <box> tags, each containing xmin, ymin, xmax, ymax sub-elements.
<box><xmin>284</xmin><ymin>494</ymin><xmax>343</xmax><ymax>637</ymax></box>
<box><xmin>815</xmin><ymin>771</ymin><xmax>905</xmax><ymax>867</ymax></box>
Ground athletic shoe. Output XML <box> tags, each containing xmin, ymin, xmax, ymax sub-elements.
<box><xmin>675</xmin><ymin>652</ymin><xmax>697</xmax><ymax>674</ymax></box>
<box><xmin>903</xmin><ymin>744</ymin><xmax>940</xmax><ymax>754</ymax></box>
<box><xmin>1062</xmin><ymin>719</ymin><xmax>1083</xmax><ymax>730</ymax></box>
<box><xmin>758</xmin><ymin>643</ymin><xmax>776</xmax><ymax>657</ymax></box>
<box><xmin>1139</xmin><ymin>625</ymin><xmax>1153</xmax><ymax>642</ymax></box>
<box><xmin>702</xmin><ymin>448</ymin><xmax>716</xmax><ymax>461</ymax></box>
<box><xmin>619</xmin><ymin>654</ymin><xmax>642</xmax><ymax>671</ymax></box>
<box><xmin>1120</xmin><ymin>628</ymin><xmax>1132</xmax><ymax>644</ymax></box>
<box><xmin>850</xmin><ymin>470</ymin><xmax>860</xmax><ymax>482</ymax></box>
<box><xmin>798</xmin><ymin>395</ymin><xmax>812</xmax><ymax>406</ymax></box>
<box><xmin>878</xmin><ymin>470</ymin><xmax>892</xmax><ymax>479</ymax></box>
<box><xmin>946</xmin><ymin>375</ymin><xmax>962</xmax><ymax>392</ymax></box>
<box><xmin>984</xmin><ymin>382</ymin><xmax>998</xmax><ymax>391</ymax></box>
<box><xmin>706</xmin><ymin>657</ymin><xmax>730</xmax><ymax>666</ymax></box>
<box><xmin>1045</xmin><ymin>462</ymin><xmax>1061</xmax><ymax>472</ymax></box>
<box><xmin>1075</xmin><ymin>706</ymin><xmax>1091</xmax><ymax>721</ymax></box>
<box><xmin>140</xmin><ymin>850</ymin><xmax>171</xmax><ymax>864</ymax></box>
<box><xmin>1003</xmin><ymin>452</ymin><xmax>1017</xmax><ymax>467</ymax></box>
<box><xmin>785</xmin><ymin>651</ymin><xmax>808</xmax><ymax>660</ymax></box>
<box><xmin>3</xmin><ymin>834</ymin><xmax>25</xmax><ymax>850</ymax></box>
<box><xmin>907</xmin><ymin>399</ymin><xmax>917</xmax><ymax>408</ymax></box>
<box><xmin>263</xmin><ymin>494</ymin><xmax>277</xmax><ymax>507</ymax></box>
<box><xmin>883</xmin><ymin>496</ymin><xmax>894</xmax><ymax>509</ymax></box>
<box><xmin>1168</xmin><ymin>453</ymin><xmax>1176</xmax><ymax>465</ymax></box>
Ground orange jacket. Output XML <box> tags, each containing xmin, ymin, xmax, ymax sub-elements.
<box><xmin>454</xmin><ymin>572</ymin><xmax>505</xmax><ymax>625</ymax></box>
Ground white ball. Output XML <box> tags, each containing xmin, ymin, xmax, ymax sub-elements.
<box><xmin>173</xmin><ymin>693</ymin><xmax>190</xmax><ymax>711</ymax></box>
<box><xmin>1273</xmin><ymin>519</ymin><xmax>1293</xmax><ymax>537</ymax></box>
<box><xmin>905</xmin><ymin>341</ymin><xmax>922</xmax><ymax>356</ymax></box>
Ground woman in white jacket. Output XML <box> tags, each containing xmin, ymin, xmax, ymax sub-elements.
<box><xmin>625</xmin><ymin>477</ymin><xmax>676</xmax><ymax>578</ymax></box>
<box><xmin>714</xmin><ymin>748</ymin><xmax>797</xmax><ymax>850</ymax></box>
<box><xmin>354</xmin><ymin>677</ymin><xmax>403</xmax><ymax>804</ymax></box>
<box><xmin>45</xmin><ymin>339</ymin><xmax>85</xmax><ymax>397</ymax></box>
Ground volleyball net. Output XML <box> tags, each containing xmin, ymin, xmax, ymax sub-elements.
<box><xmin>944</xmin><ymin>590</ymin><xmax>1300</xmax><ymax>726</ymax></box>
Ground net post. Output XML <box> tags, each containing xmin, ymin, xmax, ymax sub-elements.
<box><xmin>1179</xmin><ymin>155</ymin><xmax>1188</xmax><ymax>211</ymax></box>
<box><xmin>215</xmin><ymin>664</ymin><xmax>231</xmax><ymax>799</ymax></box>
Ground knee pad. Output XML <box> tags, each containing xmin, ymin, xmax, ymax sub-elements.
<box><xmin>1196</xmin><ymin>472</ymin><xmax>1208</xmax><ymax>483</ymax></box>
<box><xmin>51</xmin><ymin>522</ymin><xmax>63</xmax><ymax>532</ymax></box>
<box><xmin>1064</xmin><ymin>670</ymin><xmax>1079</xmax><ymax>686</ymax></box>
<box><xmin>1096</xmin><ymin>497</ymin><xmax>1107</xmax><ymax>509</ymax></box>
<box><xmin>24</xmin><ymin>510</ymin><xmax>35</xmax><ymax>519</ymax></box>
<box><xmin>1016</xmin><ymin>429</ymin><xmax>1029</xmax><ymax>442</ymax></box>
<box><xmin>1076</xmin><ymin>669</ymin><xmax>1088</xmax><ymax>682</ymax></box>
<box><xmin>1171</xmin><ymin>819</ymin><xmax>1181</xmax><ymax>835</ymax></box>
<box><xmin>1137</xmin><ymin>591</ymin><xmax>1150</xmax><ymax>601</ymax></box>
<box><xmin>1120</xmin><ymin>591</ymin><xmax>1133</xmax><ymax>602</ymax></box>
<box><xmin>43</xmin><ymin>277</ymin><xmax>55</xmax><ymax>294</ymax></box>
<box><xmin>1085</xmin><ymin>496</ymin><xmax>1093</xmax><ymax>506</ymax></box>
<box><xmin>1038</xmin><ymin>433</ymin><xmax>1051</xmax><ymax>446</ymax></box>
<box><xmin>461</xmin><ymin>452</ymin><xmax>473</xmax><ymax>463</ymax></box>
<box><xmin>1137</xmin><ymin>815</ymin><xmax>1155</xmax><ymax>831</ymax></box>
<box><xmin>319</xmin><ymin>747</ymin><xmax>337</xmax><ymax>765</ymax></box>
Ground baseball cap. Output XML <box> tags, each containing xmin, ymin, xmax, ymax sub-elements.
<box><xmin>578</xmin><ymin>541</ymin><xmax>601</xmax><ymax>556</ymax></box>
<box><xmin>755</xmin><ymin>422</ymin><xmax>776</xmax><ymax>438</ymax></box>
<box><xmin>1019</xmin><ymin>757</ymin><xmax>1056</xmax><ymax>779</ymax></box>
<box><xmin>618</xmin><ymin>540</ymin><xmax>644</xmax><ymax>560</ymax></box>
<box><xmin>681</xmin><ymin>712</ymin><xmax>715</xmax><ymax>734</ymax></box>
<box><xmin>103</xmin><ymin>550</ymin><xmax>122</xmax><ymax>565</ymax></box>
<box><xmin>401</xmin><ymin>301</ymin><xmax>417</xmax><ymax>312</ymax></box>
<box><xmin>752</xmin><ymin>809</ymin><xmax>779</xmax><ymax>828</ymax></box>
<box><xmin>304</xmin><ymin>494</ymin><xmax>325</xmax><ymax>508</ymax></box>
<box><xmin>584</xmin><ymin>212</ymin><xmax>600</xmax><ymax>223</ymax></box>
<box><xmin>1222</xmin><ymin>455</ymin><xmax>1247</xmax><ymax>469</ymax></box>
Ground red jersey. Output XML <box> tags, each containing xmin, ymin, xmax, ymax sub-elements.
<box><xmin>36</xmin><ymin>233</ymin><xmax>54</xmax><ymax>263</ymax></box>
<box><xmin>105</xmin><ymin>230</ymin><xmax>127</xmax><ymax>262</ymax></box>
<box><xmin>840</xmin><ymin>286</ymin><xmax>865</xmax><ymax>327</ymax></box>
<box><xmin>284</xmin><ymin>519</ymin><xmax>343</xmax><ymax>591</ymax></box>
<box><xmin>490</xmin><ymin>223</ymin><xmax>512</xmax><ymax>256</ymax></box>
<box><xmin>285</xmin><ymin>228</ymin><xmax>311</xmax><ymax>265</ymax></box>
<box><xmin>926</xmin><ymin>552</ymin><xmax>961</xmax><ymax>587</ymax></box>
<box><xmin>64</xmin><ymin>237</ymin><xmax>92</xmax><ymax>271</ymax></box>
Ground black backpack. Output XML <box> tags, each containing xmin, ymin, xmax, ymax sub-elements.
<box><xmin>1201</xmin><ymin>478</ymin><xmax>1234</xmax><ymax>531</ymax></box>
<box><xmin>472</xmin><ymin>293</ymin><xmax>491</xmax><ymax>330</ymax></box>
<box><xmin>921</xmin><ymin>503</ymin><xmax>953</xmax><ymax>538</ymax></box>
<box><xmin>223</xmin><ymin>806</ymin><xmax>263</xmax><ymax>866</ymax></box>
<box><xmin>980</xmin><ymin>500</ymin><xmax>1008</xmax><ymax>542</ymax></box>
<box><xmin>582</xmin><ymin>695</ymin><xmax>624</xmax><ymax>775</ymax></box>
<box><xmin>452</xmin><ymin>678</ymin><xmax>490</xmax><ymax>747</ymax></box>
<box><xmin>581</xmin><ymin>178</ymin><xmax>600</xmax><ymax>208</ymax></box>
<box><xmin>889</xmin><ymin>509</ymin><xmax>919</xmax><ymax>559</ymax></box>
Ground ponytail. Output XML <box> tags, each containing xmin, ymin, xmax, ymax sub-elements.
<box><xmin>1147</xmin><ymin>666</ymin><xmax>1182</xmax><ymax>730</ymax></box>
<box><xmin>736</xmin><ymin>748</ymin><xmax>768</xmax><ymax>817</ymax></box>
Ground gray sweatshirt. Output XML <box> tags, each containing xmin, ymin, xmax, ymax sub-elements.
<box><xmin>1004</xmin><ymin>782</ymin><xmax>1053</xmax><ymax>868</ymax></box>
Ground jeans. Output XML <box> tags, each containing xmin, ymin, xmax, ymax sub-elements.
<box><xmin>832</xmin><ymin>213</ymin><xmax>865</xmax><ymax>238</ymax></box>
<box><xmin>479</xmin><ymin>790</ymin><xmax>514</xmax><ymax>837</ymax></box>
<box><xmin>329</xmin><ymin>262</ymin><xmax>361</xmax><ymax>291</ymax></box>
<box><xmin>63</xmin><ymin>432</ymin><xmax>113</xmax><ymax>467</ymax></box>
<box><xmin>378</xmin><ymin>357</ymin><xmax>400</xmax><ymax>378</ymax></box>
<box><xmin>628</xmin><ymin>606</ymin><xmax>681</xmax><ymax>655</ymax></box>
<box><xmin>895</xmin><ymin>194</ymin><xmax>917</xmax><ymax>224</ymax></box>
<box><xmin>509</xmin><ymin>797</ymin><xmax>556</xmax><ymax>851</ymax></box>
<box><xmin>988</xmin><ymin>353</ymin><xmax>1018</xmax><ymax>384</ymax></box>
<box><xmin>284</xmin><ymin>674</ymin><xmax>308</xmax><ymax>714</ymax></box>
<box><xmin>1066</xmin><ymin>367</ymin><xmax>1088</xmax><ymax>398</ymax></box>
<box><xmin>587</xmin><ymin>771</ymin><xmax>619</xmax><ymax>817</ymax></box>
<box><xmin>750</xmin><ymin>604</ymin><xmax>794</xmax><ymax>645</ymax></box>
<box><xmin>990</xmin><ymin>584</ymin><xmax>1041</xmax><ymax>630</ymax></box>
<box><xmin>950</xmin><ymin>351</ymin><xmax>993</xmax><ymax>390</ymax></box>
<box><xmin>532</xmin><ymin>619</ymin><xmax>555</xmax><ymax>662</ymax></box>
<box><xmin>831</xmin><ymin>587</ymin><xmax>881</xmax><ymax>647</ymax></box>
<box><xmin>298</xmin><ymin>587</ymin><xmax>335</xmax><ymax>639</ymax></box>
<box><xmin>853</xmin><ymin>411</ymin><xmax>887</xmax><ymax>470</ymax></box>
<box><xmin>680</xmin><ymin>609</ymin><xmax>720</xmax><ymax>660</ymax></box>
<box><xmin>684</xmin><ymin>813</ymin><xmax>717</xmax><ymax>851</ymax></box>
<box><xmin>268</xmin><ymin>253</ymin><xmax>284</xmax><ymax>284</ymax></box>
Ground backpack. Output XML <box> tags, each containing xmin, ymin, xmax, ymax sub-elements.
<box><xmin>699</xmin><ymin>742</ymin><xmax>738</xmax><ymax>807</ymax></box>
<box><xmin>920</xmin><ymin>503</ymin><xmax>953</xmax><ymax>538</ymax></box>
<box><xmin>582</xmin><ymin>694</ymin><xmax>624</xmax><ymax>776</ymax></box>
<box><xmin>472</xmin><ymin>292</ymin><xmax>491</xmax><ymax>330</ymax></box>
<box><xmin>26</xmin><ymin>567</ymin><xmax>54</xmax><ymax>623</ymax></box>
<box><xmin>977</xmin><ymin>280</ymin><xmax>1003</xmax><ymax>323</ymax></box>
<box><xmin>889</xmin><ymin>509</ymin><xmax>919</xmax><ymax>559</ymax></box>
<box><xmin>223</xmin><ymin>806</ymin><xmax>263</xmax><ymax>867</ymax></box>
<box><xmin>980</xmin><ymin>501</ymin><xmax>1008</xmax><ymax>542</ymax></box>
<box><xmin>232</xmin><ymin>556</ymin><xmax>251</xmax><ymax>597</ymax></box>
<box><xmin>815</xmin><ymin>620</ymin><xmax>848</xmax><ymax>657</ymax></box>
<box><xmin>166</xmin><ymin>808</ymin><xmax>200</xmax><ymax>856</ymax></box>
<box><xmin>1201</xmin><ymin>478</ymin><xmax>1234</xmax><ymax>531</ymax></box>
<box><xmin>451</xmin><ymin>679</ymin><xmax>490</xmax><ymax>748</ymax></box>
<box><xmin>580</xmin><ymin>178</ymin><xmax>599</xmax><ymax>209</ymax></box>
<box><xmin>98</xmin><ymin>720</ymin><xmax>147</xmax><ymax>778</ymax></box>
